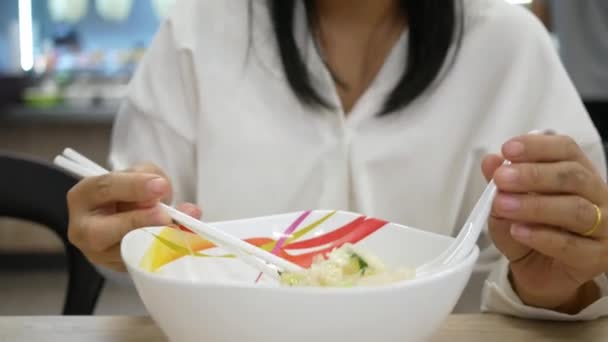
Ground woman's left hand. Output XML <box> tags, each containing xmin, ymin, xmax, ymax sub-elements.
<box><xmin>482</xmin><ymin>133</ymin><xmax>608</xmax><ymax>314</ymax></box>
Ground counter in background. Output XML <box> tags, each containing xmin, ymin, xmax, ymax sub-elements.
<box><xmin>0</xmin><ymin>104</ymin><xmax>117</xmax><ymax>125</ymax></box>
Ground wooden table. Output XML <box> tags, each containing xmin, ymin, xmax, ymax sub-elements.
<box><xmin>1</xmin><ymin>314</ymin><xmax>606</xmax><ymax>342</ymax></box>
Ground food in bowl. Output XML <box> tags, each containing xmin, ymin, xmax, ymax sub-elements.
<box><xmin>279</xmin><ymin>243</ymin><xmax>414</xmax><ymax>287</ymax></box>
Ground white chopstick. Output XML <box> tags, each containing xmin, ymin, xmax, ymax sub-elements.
<box><xmin>55</xmin><ymin>155</ymin><xmax>101</xmax><ymax>178</ymax></box>
<box><xmin>54</xmin><ymin>149</ymin><xmax>302</xmax><ymax>277</ymax></box>
<box><xmin>63</xmin><ymin>148</ymin><xmax>108</xmax><ymax>175</ymax></box>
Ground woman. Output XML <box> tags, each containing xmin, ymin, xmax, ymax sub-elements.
<box><xmin>67</xmin><ymin>0</ymin><xmax>608</xmax><ymax>319</ymax></box>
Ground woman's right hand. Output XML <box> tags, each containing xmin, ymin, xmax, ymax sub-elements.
<box><xmin>66</xmin><ymin>163</ymin><xmax>202</xmax><ymax>272</ymax></box>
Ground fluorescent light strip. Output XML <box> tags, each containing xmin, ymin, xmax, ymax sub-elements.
<box><xmin>19</xmin><ymin>0</ymin><xmax>34</xmax><ymax>72</ymax></box>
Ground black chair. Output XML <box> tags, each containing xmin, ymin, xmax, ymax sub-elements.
<box><xmin>0</xmin><ymin>152</ymin><xmax>104</xmax><ymax>315</ymax></box>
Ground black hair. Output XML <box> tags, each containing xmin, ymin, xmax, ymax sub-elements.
<box><xmin>268</xmin><ymin>0</ymin><xmax>463</xmax><ymax>115</ymax></box>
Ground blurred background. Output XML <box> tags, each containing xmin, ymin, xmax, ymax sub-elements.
<box><xmin>0</xmin><ymin>0</ymin><xmax>606</xmax><ymax>316</ymax></box>
<box><xmin>0</xmin><ymin>0</ymin><xmax>174</xmax><ymax>316</ymax></box>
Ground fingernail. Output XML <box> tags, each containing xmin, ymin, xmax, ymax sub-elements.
<box><xmin>497</xmin><ymin>195</ymin><xmax>521</xmax><ymax>211</ymax></box>
<box><xmin>510</xmin><ymin>224</ymin><xmax>531</xmax><ymax>240</ymax></box>
<box><xmin>498</xmin><ymin>167</ymin><xmax>519</xmax><ymax>183</ymax></box>
<box><xmin>504</xmin><ymin>141</ymin><xmax>524</xmax><ymax>157</ymax></box>
<box><xmin>146</xmin><ymin>178</ymin><xmax>167</xmax><ymax>195</ymax></box>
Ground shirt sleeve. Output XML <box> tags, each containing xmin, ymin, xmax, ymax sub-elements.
<box><xmin>482</xmin><ymin>257</ymin><xmax>608</xmax><ymax>320</ymax></box>
<box><xmin>463</xmin><ymin>3</ymin><xmax>608</xmax><ymax>320</ymax></box>
<box><xmin>108</xmin><ymin>12</ymin><xmax>199</xmax><ymax>204</ymax></box>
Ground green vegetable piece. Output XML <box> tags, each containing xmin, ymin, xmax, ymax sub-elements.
<box><xmin>353</xmin><ymin>253</ymin><xmax>368</xmax><ymax>275</ymax></box>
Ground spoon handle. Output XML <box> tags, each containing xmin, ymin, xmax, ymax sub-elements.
<box><xmin>418</xmin><ymin>162</ymin><xmax>506</xmax><ymax>275</ymax></box>
<box><xmin>441</xmin><ymin>178</ymin><xmax>500</xmax><ymax>265</ymax></box>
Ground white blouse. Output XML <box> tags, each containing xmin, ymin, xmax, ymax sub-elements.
<box><xmin>108</xmin><ymin>0</ymin><xmax>608</xmax><ymax>318</ymax></box>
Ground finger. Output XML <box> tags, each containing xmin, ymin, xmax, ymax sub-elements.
<box><xmin>122</xmin><ymin>162</ymin><xmax>172</xmax><ymax>203</ymax></box>
<box><xmin>493</xmin><ymin>193</ymin><xmax>606</xmax><ymax>238</ymax></box>
<box><xmin>175</xmin><ymin>202</ymin><xmax>203</xmax><ymax>219</ymax></box>
<box><xmin>118</xmin><ymin>201</ymin><xmax>201</xmax><ymax>216</ymax></box>
<box><xmin>481</xmin><ymin>154</ymin><xmax>505</xmax><ymax>182</ymax></box>
<box><xmin>488</xmin><ymin>216</ymin><xmax>532</xmax><ymax>262</ymax></box>
<box><xmin>509</xmin><ymin>223</ymin><xmax>603</xmax><ymax>272</ymax></box>
<box><xmin>494</xmin><ymin>162</ymin><xmax>605</xmax><ymax>204</ymax></box>
<box><xmin>71</xmin><ymin>173</ymin><xmax>170</xmax><ymax>210</ymax></box>
<box><xmin>117</xmin><ymin>199</ymin><xmax>160</xmax><ymax>212</ymax></box>
<box><xmin>124</xmin><ymin>162</ymin><xmax>168</xmax><ymax>177</ymax></box>
<box><xmin>502</xmin><ymin>134</ymin><xmax>595</xmax><ymax>170</ymax></box>
<box><xmin>85</xmin><ymin>206</ymin><xmax>172</xmax><ymax>252</ymax></box>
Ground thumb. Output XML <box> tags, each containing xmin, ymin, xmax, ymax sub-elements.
<box><xmin>481</xmin><ymin>154</ymin><xmax>504</xmax><ymax>182</ymax></box>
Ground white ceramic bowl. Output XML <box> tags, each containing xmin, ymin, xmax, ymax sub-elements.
<box><xmin>121</xmin><ymin>210</ymin><xmax>479</xmax><ymax>342</ymax></box>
